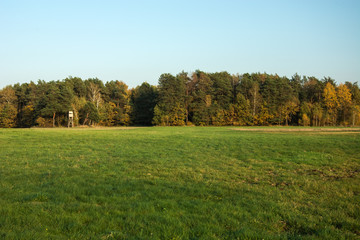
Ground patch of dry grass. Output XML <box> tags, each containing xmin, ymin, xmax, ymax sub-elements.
<box><xmin>231</xmin><ymin>127</ymin><xmax>360</xmax><ymax>134</ymax></box>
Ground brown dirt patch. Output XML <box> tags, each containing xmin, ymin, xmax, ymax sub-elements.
<box><xmin>73</xmin><ymin>126</ymin><xmax>141</xmax><ymax>130</ymax></box>
<box><xmin>31</xmin><ymin>126</ymin><xmax>141</xmax><ymax>130</ymax></box>
<box><xmin>230</xmin><ymin>127</ymin><xmax>360</xmax><ymax>134</ymax></box>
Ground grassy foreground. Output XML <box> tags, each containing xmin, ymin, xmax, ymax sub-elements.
<box><xmin>0</xmin><ymin>127</ymin><xmax>359</xmax><ymax>239</ymax></box>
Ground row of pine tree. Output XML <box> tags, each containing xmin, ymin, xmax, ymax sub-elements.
<box><xmin>1</xmin><ymin>71</ymin><xmax>360</xmax><ymax>128</ymax></box>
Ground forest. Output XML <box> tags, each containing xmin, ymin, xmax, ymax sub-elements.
<box><xmin>0</xmin><ymin>71</ymin><xmax>360</xmax><ymax>128</ymax></box>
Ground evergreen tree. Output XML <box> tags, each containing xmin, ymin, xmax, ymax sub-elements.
<box><xmin>153</xmin><ymin>73</ymin><xmax>186</xmax><ymax>126</ymax></box>
<box><xmin>131</xmin><ymin>82</ymin><xmax>157</xmax><ymax>125</ymax></box>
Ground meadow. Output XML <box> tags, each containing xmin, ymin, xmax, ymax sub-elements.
<box><xmin>0</xmin><ymin>127</ymin><xmax>359</xmax><ymax>239</ymax></box>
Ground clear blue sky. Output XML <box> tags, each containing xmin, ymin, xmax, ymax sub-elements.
<box><xmin>1</xmin><ymin>0</ymin><xmax>359</xmax><ymax>88</ymax></box>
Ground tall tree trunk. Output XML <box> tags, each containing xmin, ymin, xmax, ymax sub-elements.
<box><xmin>53</xmin><ymin>112</ymin><xmax>56</xmax><ymax>127</ymax></box>
<box><xmin>252</xmin><ymin>91</ymin><xmax>256</xmax><ymax>116</ymax></box>
<box><xmin>83</xmin><ymin>113</ymin><xmax>89</xmax><ymax>125</ymax></box>
<box><xmin>353</xmin><ymin>111</ymin><xmax>355</xmax><ymax>126</ymax></box>
<box><xmin>279</xmin><ymin>112</ymin><xmax>282</xmax><ymax>126</ymax></box>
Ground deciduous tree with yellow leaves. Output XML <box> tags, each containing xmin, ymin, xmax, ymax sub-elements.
<box><xmin>323</xmin><ymin>82</ymin><xmax>338</xmax><ymax>125</ymax></box>
<box><xmin>337</xmin><ymin>84</ymin><xmax>352</xmax><ymax>125</ymax></box>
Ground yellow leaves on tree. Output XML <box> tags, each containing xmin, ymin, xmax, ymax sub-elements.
<box><xmin>301</xmin><ymin>113</ymin><xmax>310</xmax><ymax>126</ymax></box>
<box><xmin>253</xmin><ymin>105</ymin><xmax>273</xmax><ymax>126</ymax></box>
<box><xmin>352</xmin><ymin>105</ymin><xmax>360</xmax><ymax>126</ymax></box>
<box><xmin>323</xmin><ymin>82</ymin><xmax>338</xmax><ymax>125</ymax></box>
<box><xmin>323</xmin><ymin>83</ymin><xmax>353</xmax><ymax>125</ymax></box>
<box><xmin>280</xmin><ymin>98</ymin><xmax>300</xmax><ymax>126</ymax></box>
<box><xmin>0</xmin><ymin>86</ymin><xmax>17</xmax><ymax>104</ymax></box>
<box><xmin>337</xmin><ymin>84</ymin><xmax>352</xmax><ymax>125</ymax></box>
<box><xmin>205</xmin><ymin>95</ymin><xmax>212</xmax><ymax>107</ymax></box>
<box><xmin>323</xmin><ymin>82</ymin><xmax>338</xmax><ymax>111</ymax></box>
<box><xmin>337</xmin><ymin>84</ymin><xmax>352</xmax><ymax>108</ymax></box>
<box><xmin>0</xmin><ymin>86</ymin><xmax>17</xmax><ymax>128</ymax></box>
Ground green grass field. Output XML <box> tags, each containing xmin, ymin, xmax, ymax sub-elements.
<box><xmin>0</xmin><ymin>127</ymin><xmax>359</xmax><ymax>239</ymax></box>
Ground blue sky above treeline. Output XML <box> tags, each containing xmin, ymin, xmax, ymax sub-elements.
<box><xmin>1</xmin><ymin>0</ymin><xmax>359</xmax><ymax>88</ymax></box>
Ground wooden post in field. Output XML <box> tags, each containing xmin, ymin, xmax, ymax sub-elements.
<box><xmin>68</xmin><ymin>111</ymin><xmax>74</xmax><ymax>128</ymax></box>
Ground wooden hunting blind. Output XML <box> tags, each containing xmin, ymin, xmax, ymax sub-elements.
<box><xmin>68</xmin><ymin>111</ymin><xmax>74</xmax><ymax>127</ymax></box>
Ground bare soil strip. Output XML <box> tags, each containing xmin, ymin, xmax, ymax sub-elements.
<box><xmin>31</xmin><ymin>126</ymin><xmax>140</xmax><ymax>130</ymax></box>
<box><xmin>231</xmin><ymin>127</ymin><xmax>360</xmax><ymax>133</ymax></box>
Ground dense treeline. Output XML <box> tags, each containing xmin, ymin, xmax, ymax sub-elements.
<box><xmin>1</xmin><ymin>71</ymin><xmax>360</xmax><ymax>128</ymax></box>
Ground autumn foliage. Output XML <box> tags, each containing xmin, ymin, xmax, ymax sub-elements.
<box><xmin>1</xmin><ymin>72</ymin><xmax>360</xmax><ymax>127</ymax></box>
